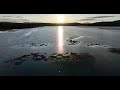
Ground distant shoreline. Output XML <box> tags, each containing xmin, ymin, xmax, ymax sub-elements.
<box><xmin>1</xmin><ymin>26</ymin><xmax>120</xmax><ymax>31</ymax></box>
<box><xmin>0</xmin><ymin>21</ymin><xmax>120</xmax><ymax>31</ymax></box>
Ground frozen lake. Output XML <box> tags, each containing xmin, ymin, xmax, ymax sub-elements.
<box><xmin>0</xmin><ymin>26</ymin><xmax>120</xmax><ymax>76</ymax></box>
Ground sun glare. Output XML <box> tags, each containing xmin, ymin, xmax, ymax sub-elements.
<box><xmin>58</xmin><ymin>26</ymin><xmax>64</xmax><ymax>53</ymax></box>
<box><xmin>57</xmin><ymin>15</ymin><xmax>65</xmax><ymax>23</ymax></box>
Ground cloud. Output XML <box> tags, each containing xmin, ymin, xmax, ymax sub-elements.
<box><xmin>2</xmin><ymin>16</ymin><xmax>24</xmax><ymax>18</ymax></box>
<box><xmin>77</xmin><ymin>16</ymin><xmax>115</xmax><ymax>22</ymax></box>
<box><xmin>0</xmin><ymin>16</ymin><xmax>29</xmax><ymax>23</ymax></box>
<box><xmin>88</xmin><ymin>16</ymin><xmax>115</xmax><ymax>18</ymax></box>
<box><xmin>2</xmin><ymin>16</ymin><xmax>12</xmax><ymax>17</ymax></box>
<box><xmin>78</xmin><ymin>18</ymin><xmax>95</xmax><ymax>21</ymax></box>
<box><xmin>15</xmin><ymin>16</ymin><xmax>24</xmax><ymax>18</ymax></box>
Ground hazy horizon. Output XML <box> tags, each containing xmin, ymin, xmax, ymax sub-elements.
<box><xmin>0</xmin><ymin>14</ymin><xmax>120</xmax><ymax>23</ymax></box>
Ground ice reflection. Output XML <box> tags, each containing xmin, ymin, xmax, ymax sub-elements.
<box><xmin>58</xmin><ymin>26</ymin><xmax>64</xmax><ymax>53</ymax></box>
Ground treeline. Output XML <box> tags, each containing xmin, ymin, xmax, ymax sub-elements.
<box><xmin>0</xmin><ymin>22</ymin><xmax>83</xmax><ymax>31</ymax></box>
<box><xmin>0</xmin><ymin>22</ymin><xmax>43</xmax><ymax>30</ymax></box>
<box><xmin>85</xmin><ymin>20</ymin><xmax>120</xmax><ymax>26</ymax></box>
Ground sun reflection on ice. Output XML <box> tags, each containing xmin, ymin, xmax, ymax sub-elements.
<box><xmin>58</xmin><ymin>26</ymin><xmax>64</xmax><ymax>53</ymax></box>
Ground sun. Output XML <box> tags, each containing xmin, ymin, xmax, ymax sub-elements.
<box><xmin>57</xmin><ymin>15</ymin><xmax>65</xmax><ymax>23</ymax></box>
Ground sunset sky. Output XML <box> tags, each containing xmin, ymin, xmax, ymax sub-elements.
<box><xmin>0</xmin><ymin>14</ymin><xmax>120</xmax><ymax>23</ymax></box>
